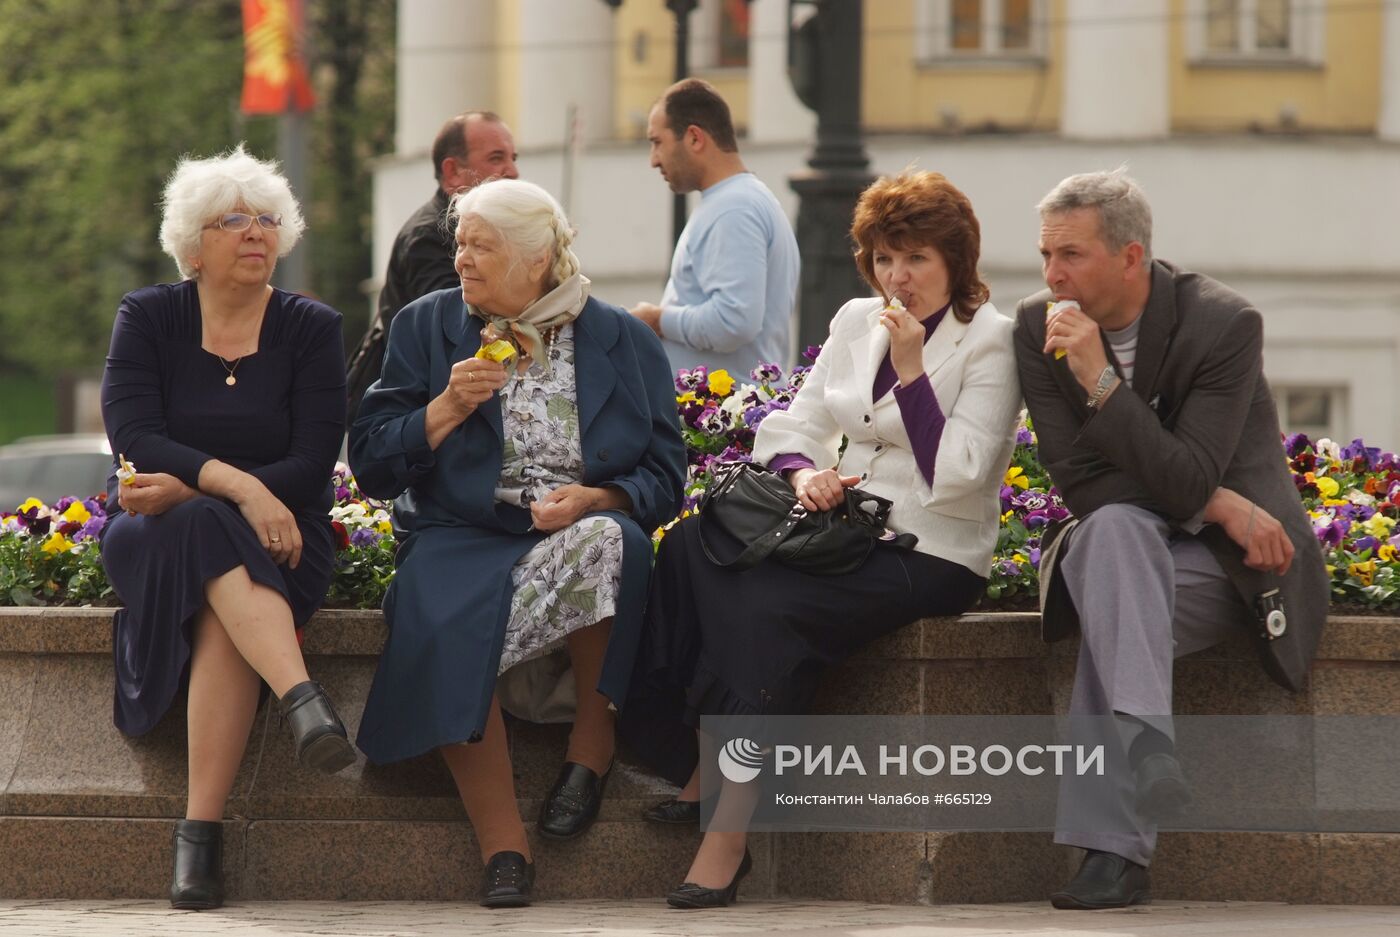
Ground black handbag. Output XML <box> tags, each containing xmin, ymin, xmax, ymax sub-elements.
<box><xmin>696</xmin><ymin>461</ymin><xmax>915</xmax><ymax>575</ymax></box>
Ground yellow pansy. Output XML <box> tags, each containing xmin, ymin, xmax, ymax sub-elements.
<box><xmin>1379</xmin><ymin>543</ymin><xmax>1397</xmax><ymax>563</ymax></box>
<box><xmin>708</xmin><ymin>369</ymin><xmax>735</xmax><ymax>397</ymax></box>
<box><xmin>1001</xmin><ymin>510</ymin><xmax>1013</xmax><ymax>523</ymax></box>
<box><xmin>376</xmin><ymin>520</ymin><xmax>393</xmax><ymax>537</ymax></box>
<box><xmin>1363</xmin><ymin>514</ymin><xmax>1397</xmax><ymax>539</ymax></box>
<box><xmin>1348</xmin><ymin>559</ymin><xmax>1377</xmax><ymax>587</ymax></box>
<box><xmin>676</xmin><ymin>391</ymin><xmax>697</xmax><ymax>404</ymax></box>
<box><xmin>41</xmin><ymin>533</ymin><xmax>74</xmax><ymax>555</ymax></box>
<box><xmin>18</xmin><ymin>498</ymin><xmax>44</xmax><ymax>514</ymax></box>
<box><xmin>1314</xmin><ymin>476</ymin><xmax>1340</xmax><ymax>498</ymax></box>
<box><xmin>1004</xmin><ymin>467</ymin><xmax>1029</xmax><ymax>490</ymax></box>
<box><xmin>1322</xmin><ymin>498</ymin><xmax>1349</xmax><ymax>508</ymax></box>
<box><xmin>61</xmin><ymin>502</ymin><xmax>91</xmax><ymax>524</ymax></box>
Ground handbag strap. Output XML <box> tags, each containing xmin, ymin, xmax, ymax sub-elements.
<box><xmin>697</xmin><ymin>498</ymin><xmax>809</xmax><ymax>572</ymax></box>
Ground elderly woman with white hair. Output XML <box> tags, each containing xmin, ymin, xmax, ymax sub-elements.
<box><xmin>99</xmin><ymin>145</ymin><xmax>355</xmax><ymax>911</ymax></box>
<box><xmin>349</xmin><ymin>178</ymin><xmax>684</xmax><ymax>908</ymax></box>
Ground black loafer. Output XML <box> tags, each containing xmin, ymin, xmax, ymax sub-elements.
<box><xmin>538</xmin><ymin>761</ymin><xmax>610</xmax><ymax>839</ymax></box>
<box><xmin>1050</xmin><ymin>849</ymin><xmax>1150</xmax><ymax>910</ymax></box>
<box><xmin>1135</xmin><ymin>752</ymin><xmax>1192</xmax><ymax>822</ymax></box>
<box><xmin>666</xmin><ymin>849</ymin><xmax>752</xmax><ymax>909</ymax></box>
<box><xmin>279</xmin><ymin>680</ymin><xmax>356</xmax><ymax>775</ymax></box>
<box><xmin>480</xmin><ymin>850</ymin><xmax>535</xmax><ymax>908</ymax></box>
<box><xmin>643</xmin><ymin>797</ymin><xmax>701</xmax><ymax>825</ymax></box>
<box><xmin>170</xmin><ymin>819</ymin><xmax>224</xmax><ymax>911</ymax></box>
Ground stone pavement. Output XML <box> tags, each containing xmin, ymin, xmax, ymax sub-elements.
<box><xmin>0</xmin><ymin>900</ymin><xmax>1397</xmax><ymax>937</ymax></box>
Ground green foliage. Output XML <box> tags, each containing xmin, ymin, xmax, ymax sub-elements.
<box><xmin>0</xmin><ymin>372</ymin><xmax>56</xmax><ymax>444</ymax></box>
<box><xmin>0</xmin><ymin>531</ymin><xmax>114</xmax><ymax>607</ymax></box>
<box><xmin>0</xmin><ymin>0</ymin><xmax>395</xmax><ymax>376</ymax></box>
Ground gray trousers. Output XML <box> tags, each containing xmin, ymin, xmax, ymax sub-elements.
<box><xmin>1053</xmin><ymin>503</ymin><xmax>1245</xmax><ymax>866</ymax></box>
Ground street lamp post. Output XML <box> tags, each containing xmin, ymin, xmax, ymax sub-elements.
<box><xmin>665</xmin><ymin>0</ymin><xmax>698</xmax><ymax>246</ymax></box>
<box><xmin>787</xmin><ymin>0</ymin><xmax>874</xmax><ymax>353</ymax></box>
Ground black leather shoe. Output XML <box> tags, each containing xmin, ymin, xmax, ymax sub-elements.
<box><xmin>1135</xmin><ymin>751</ymin><xmax>1192</xmax><ymax>822</ymax></box>
<box><xmin>1050</xmin><ymin>849</ymin><xmax>1150</xmax><ymax>910</ymax></box>
<box><xmin>279</xmin><ymin>680</ymin><xmax>356</xmax><ymax>775</ymax></box>
<box><xmin>643</xmin><ymin>797</ymin><xmax>701</xmax><ymax>825</ymax></box>
<box><xmin>170</xmin><ymin>819</ymin><xmax>224</xmax><ymax>911</ymax></box>
<box><xmin>538</xmin><ymin>761</ymin><xmax>610</xmax><ymax>839</ymax></box>
<box><xmin>666</xmin><ymin>849</ymin><xmax>752</xmax><ymax>909</ymax></box>
<box><xmin>480</xmin><ymin>850</ymin><xmax>535</xmax><ymax>908</ymax></box>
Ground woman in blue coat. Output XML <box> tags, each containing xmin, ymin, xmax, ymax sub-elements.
<box><xmin>349</xmin><ymin>179</ymin><xmax>685</xmax><ymax>907</ymax></box>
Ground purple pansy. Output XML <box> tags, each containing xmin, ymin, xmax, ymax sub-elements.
<box><xmin>750</xmin><ymin>362</ymin><xmax>783</xmax><ymax>384</ymax></box>
<box><xmin>349</xmin><ymin>527</ymin><xmax>380</xmax><ymax>548</ymax></box>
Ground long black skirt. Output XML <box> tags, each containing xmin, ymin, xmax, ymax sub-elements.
<box><xmin>101</xmin><ymin>495</ymin><xmax>334</xmax><ymax>736</ymax></box>
<box><xmin>619</xmin><ymin>515</ymin><xmax>985</xmax><ymax>786</ymax></box>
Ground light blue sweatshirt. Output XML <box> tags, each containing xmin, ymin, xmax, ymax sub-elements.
<box><xmin>658</xmin><ymin>172</ymin><xmax>800</xmax><ymax>379</ymax></box>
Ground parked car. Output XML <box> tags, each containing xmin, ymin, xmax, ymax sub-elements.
<box><xmin>0</xmin><ymin>434</ymin><xmax>114</xmax><ymax>512</ymax></box>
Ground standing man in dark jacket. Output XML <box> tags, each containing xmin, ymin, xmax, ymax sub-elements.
<box><xmin>1015</xmin><ymin>170</ymin><xmax>1327</xmax><ymax>911</ymax></box>
<box><xmin>347</xmin><ymin>111</ymin><xmax>519</xmax><ymax>424</ymax></box>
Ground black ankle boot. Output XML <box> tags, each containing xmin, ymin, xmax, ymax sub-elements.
<box><xmin>170</xmin><ymin>819</ymin><xmax>224</xmax><ymax>910</ymax></box>
<box><xmin>279</xmin><ymin>680</ymin><xmax>356</xmax><ymax>774</ymax></box>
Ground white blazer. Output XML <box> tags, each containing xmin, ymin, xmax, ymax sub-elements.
<box><xmin>752</xmin><ymin>296</ymin><xmax>1022</xmax><ymax>575</ymax></box>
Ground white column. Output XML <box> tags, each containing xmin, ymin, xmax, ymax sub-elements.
<box><xmin>748</xmin><ymin>0</ymin><xmax>816</xmax><ymax>144</ymax></box>
<box><xmin>514</xmin><ymin>0</ymin><xmax>615</xmax><ymax>149</ymax></box>
<box><xmin>1380</xmin><ymin>0</ymin><xmax>1400</xmax><ymax>141</ymax></box>
<box><xmin>395</xmin><ymin>0</ymin><xmax>497</xmax><ymax>156</ymax></box>
<box><xmin>1060</xmin><ymin>0</ymin><xmax>1169</xmax><ymax>139</ymax></box>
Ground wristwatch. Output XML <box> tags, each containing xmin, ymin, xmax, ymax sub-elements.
<box><xmin>1085</xmin><ymin>366</ymin><xmax>1118</xmax><ymax>410</ymax></box>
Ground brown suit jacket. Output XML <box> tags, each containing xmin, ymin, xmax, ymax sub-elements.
<box><xmin>1014</xmin><ymin>260</ymin><xmax>1328</xmax><ymax>692</ymax></box>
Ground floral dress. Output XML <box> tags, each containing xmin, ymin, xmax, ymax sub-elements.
<box><xmin>495</xmin><ymin>323</ymin><xmax>623</xmax><ymax>674</ymax></box>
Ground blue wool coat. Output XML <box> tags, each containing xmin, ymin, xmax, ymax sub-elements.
<box><xmin>348</xmin><ymin>290</ymin><xmax>686</xmax><ymax>764</ymax></box>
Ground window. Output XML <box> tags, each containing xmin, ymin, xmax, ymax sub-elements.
<box><xmin>1188</xmin><ymin>0</ymin><xmax>1323</xmax><ymax>64</ymax></box>
<box><xmin>1274</xmin><ymin>386</ymin><xmax>1348</xmax><ymax>441</ymax></box>
<box><xmin>917</xmin><ymin>0</ymin><xmax>1046</xmax><ymax>61</ymax></box>
<box><xmin>690</xmin><ymin>0</ymin><xmax>750</xmax><ymax>71</ymax></box>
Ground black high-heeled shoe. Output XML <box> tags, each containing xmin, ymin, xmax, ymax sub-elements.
<box><xmin>279</xmin><ymin>680</ymin><xmax>356</xmax><ymax>774</ymax></box>
<box><xmin>666</xmin><ymin>849</ymin><xmax>752</xmax><ymax>909</ymax></box>
<box><xmin>169</xmin><ymin>819</ymin><xmax>224</xmax><ymax>911</ymax></box>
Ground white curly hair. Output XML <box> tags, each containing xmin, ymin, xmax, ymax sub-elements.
<box><xmin>158</xmin><ymin>143</ymin><xmax>306</xmax><ymax>279</ymax></box>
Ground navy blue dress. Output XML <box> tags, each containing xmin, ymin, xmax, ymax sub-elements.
<box><xmin>99</xmin><ymin>281</ymin><xmax>346</xmax><ymax>736</ymax></box>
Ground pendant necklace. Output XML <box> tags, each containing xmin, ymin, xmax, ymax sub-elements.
<box><xmin>218</xmin><ymin>356</ymin><xmax>243</xmax><ymax>386</ymax></box>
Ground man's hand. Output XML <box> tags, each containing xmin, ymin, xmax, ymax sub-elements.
<box><xmin>1044</xmin><ymin>302</ymin><xmax>1113</xmax><ymax>395</ymax></box>
<box><xmin>118</xmin><ymin>473</ymin><xmax>198</xmax><ymax>518</ymax></box>
<box><xmin>630</xmin><ymin>302</ymin><xmax>663</xmax><ymax>338</ymax></box>
<box><xmin>1205</xmin><ymin>487</ymin><xmax>1294</xmax><ymax>575</ymax></box>
<box><xmin>789</xmin><ymin>467</ymin><xmax>860</xmax><ymax>513</ymax></box>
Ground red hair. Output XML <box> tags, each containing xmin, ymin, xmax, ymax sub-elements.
<box><xmin>850</xmin><ymin>171</ymin><xmax>988</xmax><ymax>323</ymax></box>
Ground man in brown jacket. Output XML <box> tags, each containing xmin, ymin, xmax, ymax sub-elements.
<box><xmin>1015</xmin><ymin>170</ymin><xmax>1328</xmax><ymax>910</ymax></box>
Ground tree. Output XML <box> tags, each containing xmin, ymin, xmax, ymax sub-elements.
<box><xmin>0</xmin><ymin>0</ymin><xmax>395</xmax><ymax>379</ymax></box>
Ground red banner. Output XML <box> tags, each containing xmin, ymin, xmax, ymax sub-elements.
<box><xmin>240</xmin><ymin>0</ymin><xmax>315</xmax><ymax>115</ymax></box>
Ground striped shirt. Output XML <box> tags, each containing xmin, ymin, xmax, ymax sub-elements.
<box><xmin>1104</xmin><ymin>315</ymin><xmax>1142</xmax><ymax>386</ymax></box>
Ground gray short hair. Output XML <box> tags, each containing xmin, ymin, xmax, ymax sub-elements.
<box><xmin>159</xmin><ymin>144</ymin><xmax>306</xmax><ymax>279</ymax></box>
<box><xmin>451</xmin><ymin>179</ymin><xmax>580</xmax><ymax>290</ymax></box>
<box><xmin>1037</xmin><ymin>169</ymin><xmax>1152</xmax><ymax>262</ymax></box>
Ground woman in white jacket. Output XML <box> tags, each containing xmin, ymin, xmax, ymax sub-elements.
<box><xmin>621</xmin><ymin>171</ymin><xmax>1023</xmax><ymax>908</ymax></box>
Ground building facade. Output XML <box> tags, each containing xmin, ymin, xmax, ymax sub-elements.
<box><xmin>374</xmin><ymin>0</ymin><xmax>1400</xmax><ymax>446</ymax></box>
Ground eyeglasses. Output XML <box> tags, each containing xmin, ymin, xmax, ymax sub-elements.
<box><xmin>204</xmin><ymin>212</ymin><xmax>283</xmax><ymax>232</ymax></box>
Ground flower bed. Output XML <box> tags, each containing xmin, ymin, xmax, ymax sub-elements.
<box><xmin>3</xmin><ymin>356</ymin><xmax>1397</xmax><ymax>611</ymax></box>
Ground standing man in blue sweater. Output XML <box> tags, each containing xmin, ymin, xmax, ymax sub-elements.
<box><xmin>631</xmin><ymin>78</ymin><xmax>800</xmax><ymax>377</ymax></box>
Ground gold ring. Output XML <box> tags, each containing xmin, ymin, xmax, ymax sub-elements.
<box><xmin>270</xmin><ymin>536</ymin><xmax>281</xmax><ymax>543</ymax></box>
